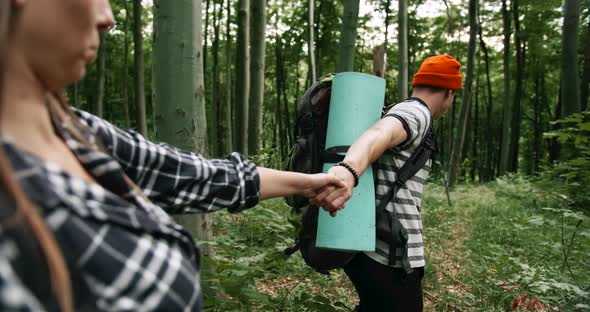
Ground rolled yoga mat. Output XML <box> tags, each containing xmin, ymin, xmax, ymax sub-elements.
<box><xmin>315</xmin><ymin>72</ymin><xmax>386</xmax><ymax>251</ymax></box>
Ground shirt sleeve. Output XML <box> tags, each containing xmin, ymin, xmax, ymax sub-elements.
<box><xmin>72</xmin><ymin>109</ymin><xmax>260</xmax><ymax>214</ymax></box>
<box><xmin>383</xmin><ymin>101</ymin><xmax>432</xmax><ymax>150</ymax></box>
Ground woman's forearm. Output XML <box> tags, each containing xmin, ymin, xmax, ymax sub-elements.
<box><xmin>257</xmin><ymin>167</ymin><xmax>344</xmax><ymax>200</ymax></box>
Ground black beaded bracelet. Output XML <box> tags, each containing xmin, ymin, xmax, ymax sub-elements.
<box><xmin>336</xmin><ymin>161</ymin><xmax>359</xmax><ymax>187</ymax></box>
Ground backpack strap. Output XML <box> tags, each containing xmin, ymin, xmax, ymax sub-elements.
<box><xmin>375</xmin><ymin>102</ymin><xmax>436</xmax><ymax>273</ymax></box>
<box><xmin>321</xmin><ymin>145</ymin><xmax>348</xmax><ymax>163</ymax></box>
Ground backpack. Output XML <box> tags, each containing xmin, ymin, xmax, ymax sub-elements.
<box><xmin>284</xmin><ymin>75</ymin><xmax>437</xmax><ymax>274</ymax></box>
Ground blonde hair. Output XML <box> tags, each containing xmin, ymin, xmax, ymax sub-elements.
<box><xmin>0</xmin><ymin>2</ymin><xmax>73</xmax><ymax>312</ymax></box>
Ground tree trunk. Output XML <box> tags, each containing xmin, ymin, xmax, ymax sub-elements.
<box><xmin>373</xmin><ymin>45</ymin><xmax>386</xmax><ymax>78</ymax></box>
<box><xmin>532</xmin><ymin>68</ymin><xmax>542</xmax><ymax>174</ymax></box>
<box><xmin>549</xmin><ymin>87</ymin><xmax>561</xmax><ymax>162</ymax></box>
<box><xmin>153</xmin><ymin>0</ymin><xmax>214</xmax><ymax>256</ymax></box>
<box><xmin>561</xmin><ymin>0</ymin><xmax>581</xmax><ymax>117</ymax></box>
<box><xmin>509</xmin><ymin>0</ymin><xmax>525</xmax><ymax>173</ymax></box>
<box><xmin>336</xmin><ymin>0</ymin><xmax>360</xmax><ymax>72</ymax></box>
<box><xmin>203</xmin><ymin>0</ymin><xmax>210</xmax><ymax>91</ymax></box>
<box><xmin>479</xmin><ymin>15</ymin><xmax>494</xmax><ymax>180</ymax></box>
<box><xmin>96</xmin><ymin>32</ymin><xmax>106</xmax><ymax>118</ymax></box>
<box><xmin>383</xmin><ymin>0</ymin><xmax>391</xmax><ymax>57</ymax></box>
<box><xmin>308</xmin><ymin>0</ymin><xmax>317</xmax><ymax>83</ymax></box>
<box><xmin>449</xmin><ymin>0</ymin><xmax>477</xmax><ymax>186</ymax></box>
<box><xmin>248</xmin><ymin>0</ymin><xmax>266</xmax><ymax>155</ymax></box>
<box><xmin>210</xmin><ymin>1</ymin><xmax>221</xmax><ymax>157</ymax></box>
<box><xmin>223</xmin><ymin>0</ymin><xmax>232</xmax><ymax>155</ymax></box>
<box><xmin>235</xmin><ymin>0</ymin><xmax>250</xmax><ymax>154</ymax></box>
<box><xmin>472</xmin><ymin>75</ymin><xmax>480</xmax><ymax>182</ymax></box>
<box><xmin>498</xmin><ymin>0</ymin><xmax>511</xmax><ymax>176</ymax></box>
<box><xmin>315</xmin><ymin>0</ymin><xmax>323</xmax><ymax>76</ymax></box>
<box><xmin>579</xmin><ymin>7</ymin><xmax>589</xmax><ymax>111</ymax></box>
<box><xmin>274</xmin><ymin>31</ymin><xmax>283</xmax><ymax>160</ymax></box>
<box><xmin>398</xmin><ymin>0</ymin><xmax>408</xmax><ymax>99</ymax></box>
<box><xmin>133</xmin><ymin>0</ymin><xmax>147</xmax><ymax>136</ymax></box>
<box><xmin>122</xmin><ymin>0</ymin><xmax>130</xmax><ymax>128</ymax></box>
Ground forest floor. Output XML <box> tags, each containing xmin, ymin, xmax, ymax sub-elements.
<box><xmin>202</xmin><ymin>176</ymin><xmax>590</xmax><ymax>311</ymax></box>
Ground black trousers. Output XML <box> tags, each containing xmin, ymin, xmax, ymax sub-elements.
<box><xmin>343</xmin><ymin>253</ymin><xmax>424</xmax><ymax>312</ymax></box>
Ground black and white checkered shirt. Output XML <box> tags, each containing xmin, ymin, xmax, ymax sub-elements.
<box><xmin>0</xmin><ymin>109</ymin><xmax>260</xmax><ymax>311</ymax></box>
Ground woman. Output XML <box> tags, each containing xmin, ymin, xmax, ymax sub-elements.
<box><xmin>0</xmin><ymin>0</ymin><xmax>347</xmax><ymax>311</ymax></box>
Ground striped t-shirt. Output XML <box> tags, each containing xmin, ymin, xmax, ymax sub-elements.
<box><xmin>364</xmin><ymin>98</ymin><xmax>432</xmax><ymax>269</ymax></box>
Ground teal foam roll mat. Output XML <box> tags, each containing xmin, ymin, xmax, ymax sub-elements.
<box><xmin>315</xmin><ymin>72</ymin><xmax>386</xmax><ymax>252</ymax></box>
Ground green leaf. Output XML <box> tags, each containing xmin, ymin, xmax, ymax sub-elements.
<box><xmin>528</xmin><ymin>216</ymin><xmax>545</xmax><ymax>225</ymax></box>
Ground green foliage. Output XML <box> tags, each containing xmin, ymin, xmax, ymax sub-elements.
<box><xmin>422</xmin><ymin>177</ymin><xmax>590</xmax><ymax>311</ymax></box>
<box><xmin>197</xmin><ymin>176</ymin><xmax>590</xmax><ymax>310</ymax></box>
<box><xmin>542</xmin><ymin>111</ymin><xmax>590</xmax><ymax>211</ymax></box>
<box><xmin>201</xmin><ymin>199</ymin><xmax>356</xmax><ymax>311</ymax></box>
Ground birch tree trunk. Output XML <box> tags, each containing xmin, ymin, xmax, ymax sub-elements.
<box><xmin>336</xmin><ymin>0</ymin><xmax>360</xmax><ymax>72</ymax></box>
<box><xmin>211</xmin><ymin>2</ymin><xmax>221</xmax><ymax>157</ymax></box>
<box><xmin>560</xmin><ymin>0</ymin><xmax>581</xmax><ymax>117</ymax></box>
<box><xmin>449</xmin><ymin>0</ymin><xmax>477</xmax><ymax>186</ymax></box>
<box><xmin>122</xmin><ymin>0</ymin><xmax>130</xmax><ymax>128</ymax></box>
<box><xmin>248</xmin><ymin>0</ymin><xmax>266</xmax><ymax>155</ymax></box>
<box><xmin>498</xmin><ymin>0</ymin><xmax>511</xmax><ymax>176</ymax></box>
<box><xmin>398</xmin><ymin>0</ymin><xmax>408</xmax><ymax>99</ymax></box>
<box><xmin>153</xmin><ymin>0</ymin><xmax>214</xmax><ymax>256</ymax></box>
<box><xmin>223</xmin><ymin>0</ymin><xmax>232</xmax><ymax>154</ymax></box>
<box><xmin>133</xmin><ymin>0</ymin><xmax>147</xmax><ymax>136</ymax></box>
<box><xmin>509</xmin><ymin>0</ymin><xmax>525</xmax><ymax>172</ymax></box>
<box><xmin>235</xmin><ymin>0</ymin><xmax>250</xmax><ymax>154</ymax></box>
<box><xmin>308</xmin><ymin>0</ymin><xmax>317</xmax><ymax>83</ymax></box>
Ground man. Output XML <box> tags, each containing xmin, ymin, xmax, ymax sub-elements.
<box><xmin>312</xmin><ymin>55</ymin><xmax>462</xmax><ymax>311</ymax></box>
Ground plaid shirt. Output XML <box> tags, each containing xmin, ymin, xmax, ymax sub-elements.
<box><xmin>0</xmin><ymin>109</ymin><xmax>260</xmax><ymax>311</ymax></box>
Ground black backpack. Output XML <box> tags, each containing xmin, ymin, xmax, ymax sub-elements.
<box><xmin>284</xmin><ymin>74</ymin><xmax>437</xmax><ymax>274</ymax></box>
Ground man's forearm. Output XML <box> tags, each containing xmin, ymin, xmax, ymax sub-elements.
<box><xmin>342</xmin><ymin>117</ymin><xmax>408</xmax><ymax>176</ymax></box>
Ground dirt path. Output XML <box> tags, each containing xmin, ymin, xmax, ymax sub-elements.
<box><xmin>423</xmin><ymin>185</ymin><xmax>495</xmax><ymax>311</ymax></box>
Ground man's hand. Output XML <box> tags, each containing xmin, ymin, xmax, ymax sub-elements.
<box><xmin>299</xmin><ymin>172</ymin><xmax>349</xmax><ymax>215</ymax></box>
<box><xmin>310</xmin><ymin>166</ymin><xmax>355</xmax><ymax>216</ymax></box>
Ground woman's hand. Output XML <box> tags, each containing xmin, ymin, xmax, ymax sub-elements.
<box><xmin>258</xmin><ymin>168</ymin><xmax>346</xmax><ymax>211</ymax></box>
<box><xmin>310</xmin><ymin>166</ymin><xmax>355</xmax><ymax>217</ymax></box>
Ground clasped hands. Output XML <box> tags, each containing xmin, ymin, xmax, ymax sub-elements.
<box><xmin>302</xmin><ymin>166</ymin><xmax>356</xmax><ymax>217</ymax></box>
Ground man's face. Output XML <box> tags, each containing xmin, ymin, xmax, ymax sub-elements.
<box><xmin>434</xmin><ymin>90</ymin><xmax>455</xmax><ymax>120</ymax></box>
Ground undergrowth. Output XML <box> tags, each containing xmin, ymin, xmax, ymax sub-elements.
<box><xmin>199</xmin><ymin>175</ymin><xmax>589</xmax><ymax>311</ymax></box>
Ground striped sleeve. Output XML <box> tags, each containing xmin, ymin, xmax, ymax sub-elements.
<box><xmin>383</xmin><ymin>101</ymin><xmax>431</xmax><ymax>149</ymax></box>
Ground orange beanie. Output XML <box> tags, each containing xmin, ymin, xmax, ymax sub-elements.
<box><xmin>411</xmin><ymin>55</ymin><xmax>463</xmax><ymax>90</ymax></box>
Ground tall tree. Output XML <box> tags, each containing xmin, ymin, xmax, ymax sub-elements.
<box><xmin>210</xmin><ymin>1</ymin><xmax>221</xmax><ymax>157</ymax></box>
<box><xmin>152</xmin><ymin>0</ymin><xmax>213</xmax><ymax>255</ymax></box>
<box><xmin>498</xmin><ymin>0</ymin><xmax>511</xmax><ymax>176</ymax></box>
<box><xmin>449</xmin><ymin>0</ymin><xmax>477</xmax><ymax>186</ymax></box>
<box><xmin>248</xmin><ymin>0</ymin><xmax>266</xmax><ymax>155</ymax></box>
<box><xmin>336</xmin><ymin>0</ymin><xmax>360</xmax><ymax>72</ymax></box>
<box><xmin>478</xmin><ymin>11</ymin><xmax>494</xmax><ymax>180</ymax></box>
<box><xmin>133</xmin><ymin>0</ymin><xmax>147</xmax><ymax>136</ymax></box>
<box><xmin>373</xmin><ymin>45</ymin><xmax>386</xmax><ymax>77</ymax></box>
<box><xmin>96</xmin><ymin>32</ymin><xmax>107</xmax><ymax>118</ymax></box>
<box><xmin>203</xmin><ymin>0</ymin><xmax>210</xmax><ymax>90</ymax></box>
<box><xmin>308</xmin><ymin>0</ymin><xmax>317</xmax><ymax>83</ymax></box>
<box><xmin>223</xmin><ymin>0</ymin><xmax>233</xmax><ymax>154</ymax></box>
<box><xmin>509</xmin><ymin>0</ymin><xmax>525</xmax><ymax>172</ymax></box>
<box><xmin>122</xmin><ymin>0</ymin><xmax>131</xmax><ymax>128</ymax></box>
<box><xmin>235</xmin><ymin>0</ymin><xmax>250</xmax><ymax>154</ymax></box>
<box><xmin>560</xmin><ymin>0</ymin><xmax>582</xmax><ymax>117</ymax></box>
<box><xmin>398</xmin><ymin>0</ymin><xmax>408</xmax><ymax>99</ymax></box>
